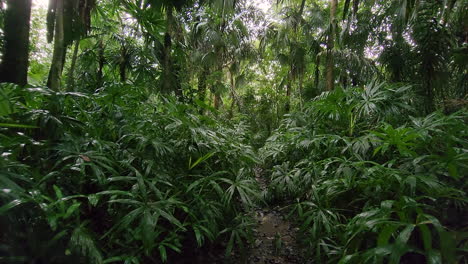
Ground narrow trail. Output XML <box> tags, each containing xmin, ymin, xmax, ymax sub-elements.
<box><xmin>245</xmin><ymin>167</ymin><xmax>302</xmax><ymax>264</ymax></box>
<box><xmin>178</xmin><ymin>166</ymin><xmax>303</xmax><ymax>264</ymax></box>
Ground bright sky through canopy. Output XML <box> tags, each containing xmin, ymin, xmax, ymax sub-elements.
<box><xmin>33</xmin><ymin>0</ymin><xmax>48</xmax><ymax>8</ymax></box>
<box><xmin>33</xmin><ymin>0</ymin><xmax>272</xmax><ymax>11</ymax></box>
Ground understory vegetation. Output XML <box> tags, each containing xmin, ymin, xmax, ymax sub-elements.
<box><xmin>261</xmin><ymin>83</ymin><xmax>467</xmax><ymax>263</ymax></box>
<box><xmin>1</xmin><ymin>83</ymin><xmax>260</xmax><ymax>263</ymax></box>
<box><xmin>0</xmin><ymin>0</ymin><xmax>467</xmax><ymax>263</ymax></box>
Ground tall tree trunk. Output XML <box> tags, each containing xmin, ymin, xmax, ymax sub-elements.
<box><xmin>326</xmin><ymin>0</ymin><xmax>337</xmax><ymax>91</ymax></box>
<box><xmin>119</xmin><ymin>45</ymin><xmax>127</xmax><ymax>82</ymax></box>
<box><xmin>197</xmin><ymin>68</ymin><xmax>208</xmax><ymax>114</ymax></box>
<box><xmin>285</xmin><ymin>72</ymin><xmax>292</xmax><ymax>112</ymax></box>
<box><xmin>213</xmin><ymin>60</ymin><xmax>223</xmax><ymax>109</ymax></box>
<box><xmin>162</xmin><ymin>7</ymin><xmax>174</xmax><ymax>94</ymax></box>
<box><xmin>228</xmin><ymin>70</ymin><xmax>240</xmax><ymax>118</ymax></box>
<box><xmin>96</xmin><ymin>41</ymin><xmax>105</xmax><ymax>88</ymax></box>
<box><xmin>67</xmin><ymin>40</ymin><xmax>80</xmax><ymax>91</ymax></box>
<box><xmin>0</xmin><ymin>0</ymin><xmax>32</xmax><ymax>86</ymax></box>
<box><xmin>198</xmin><ymin>68</ymin><xmax>208</xmax><ymax>102</ymax></box>
<box><xmin>341</xmin><ymin>73</ymin><xmax>348</xmax><ymax>89</ymax></box>
<box><xmin>314</xmin><ymin>54</ymin><xmax>321</xmax><ymax>89</ymax></box>
<box><xmin>47</xmin><ymin>0</ymin><xmax>65</xmax><ymax>91</ymax></box>
<box><xmin>298</xmin><ymin>75</ymin><xmax>304</xmax><ymax>109</ymax></box>
<box><xmin>299</xmin><ymin>0</ymin><xmax>306</xmax><ymax>16</ymax></box>
<box><xmin>173</xmin><ymin>64</ymin><xmax>183</xmax><ymax>99</ymax></box>
<box><xmin>214</xmin><ymin>93</ymin><xmax>223</xmax><ymax>109</ymax></box>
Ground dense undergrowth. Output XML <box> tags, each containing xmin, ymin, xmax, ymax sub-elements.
<box><xmin>261</xmin><ymin>81</ymin><xmax>468</xmax><ymax>263</ymax></box>
<box><xmin>0</xmin><ymin>83</ymin><xmax>260</xmax><ymax>263</ymax></box>
<box><xmin>1</xmin><ymin>81</ymin><xmax>467</xmax><ymax>264</ymax></box>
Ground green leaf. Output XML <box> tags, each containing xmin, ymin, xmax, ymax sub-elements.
<box><xmin>0</xmin><ymin>199</ymin><xmax>26</xmax><ymax>215</ymax></box>
<box><xmin>0</xmin><ymin>123</ymin><xmax>38</xmax><ymax>128</ymax></box>
<box><xmin>426</xmin><ymin>249</ymin><xmax>442</xmax><ymax>264</ymax></box>
<box><xmin>377</xmin><ymin>225</ymin><xmax>399</xmax><ymax>247</ymax></box>
<box><xmin>389</xmin><ymin>224</ymin><xmax>415</xmax><ymax>264</ymax></box>
<box><xmin>189</xmin><ymin>151</ymin><xmax>215</xmax><ymax>170</ymax></box>
<box><xmin>439</xmin><ymin>231</ymin><xmax>456</xmax><ymax>263</ymax></box>
<box><xmin>158</xmin><ymin>245</ymin><xmax>167</xmax><ymax>262</ymax></box>
<box><xmin>64</xmin><ymin>202</ymin><xmax>81</xmax><ymax>219</ymax></box>
<box><xmin>419</xmin><ymin>224</ymin><xmax>432</xmax><ymax>251</ymax></box>
<box><xmin>225</xmin><ymin>231</ymin><xmax>235</xmax><ymax>257</ymax></box>
<box><xmin>156</xmin><ymin>208</ymin><xmax>186</xmax><ymax>231</ymax></box>
<box><xmin>88</xmin><ymin>194</ymin><xmax>99</xmax><ymax>206</ymax></box>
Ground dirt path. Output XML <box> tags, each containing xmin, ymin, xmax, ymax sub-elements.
<box><xmin>176</xmin><ymin>167</ymin><xmax>303</xmax><ymax>264</ymax></box>
<box><xmin>245</xmin><ymin>167</ymin><xmax>302</xmax><ymax>264</ymax></box>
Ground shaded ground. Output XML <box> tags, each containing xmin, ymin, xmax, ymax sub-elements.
<box><xmin>244</xmin><ymin>167</ymin><xmax>302</xmax><ymax>264</ymax></box>
<box><xmin>175</xmin><ymin>167</ymin><xmax>303</xmax><ymax>263</ymax></box>
<box><xmin>247</xmin><ymin>207</ymin><xmax>302</xmax><ymax>264</ymax></box>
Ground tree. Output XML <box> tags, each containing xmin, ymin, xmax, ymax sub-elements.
<box><xmin>47</xmin><ymin>0</ymin><xmax>65</xmax><ymax>90</ymax></box>
<box><xmin>326</xmin><ymin>0</ymin><xmax>337</xmax><ymax>91</ymax></box>
<box><xmin>0</xmin><ymin>0</ymin><xmax>32</xmax><ymax>86</ymax></box>
<box><xmin>47</xmin><ymin>0</ymin><xmax>95</xmax><ymax>90</ymax></box>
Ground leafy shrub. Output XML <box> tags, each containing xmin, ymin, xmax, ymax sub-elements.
<box><xmin>0</xmin><ymin>83</ymin><xmax>259</xmax><ymax>263</ymax></box>
<box><xmin>261</xmin><ymin>81</ymin><xmax>467</xmax><ymax>263</ymax></box>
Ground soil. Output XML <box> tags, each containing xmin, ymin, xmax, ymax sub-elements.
<box><xmin>245</xmin><ymin>167</ymin><xmax>303</xmax><ymax>264</ymax></box>
<box><xmin>174</xmin><ymin>167</ymin><xmax>303</xmax><ymax>264</ymax></box>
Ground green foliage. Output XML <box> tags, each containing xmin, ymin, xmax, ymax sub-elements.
<box><xmin>261</xmin><ymin>81</ymin><xmax>467</xmax><ymax>263</ymax></box>
<box><xmin>2</xmin><ymin>0</ymin><xmax>468</xmax><ymax>262</ymax></box>
<box><xmin>0</xmin><ymin>83</ymin><xmax>259</xmax><ymax>263</ymax></box>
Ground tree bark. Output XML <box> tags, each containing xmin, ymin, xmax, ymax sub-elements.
<box><xmin>162</xmin><ymin>7</ymin><xmax>174</xmax><ymax>94</ymax></box>
<box><xmin>197</xmin><ymin>68</ymin><xmax>208</xmax><ymax>114</ymax></box>
<box><xmin>285</xmin><ymin>72</ymin><xmax>292</xmax><ymax>112</ymax></box>
<box><xmin>228</xmin><ymin>70</ymin><xmax>241</xmax><ymax>118</ymax></box>
<box><xmin>314</xmin><ymin>54</ymin><xmax>321</xmax><ymax>89</ymax></box>
<box><xmin>0</xmin><ymin>0</ymin><xmax>32</xmax><ymax>86</ymax></box>
<box><xmin>47</xmin><ymin>0</ymin><xmax>66</xmax><ymax>91</ymax></box>
<box><xmin>120</xmin><ymin>45</ymin><xmax>127</xmax><ymax>82</ymax></box>
<box><xmin>67</xmin><ymin>40</ymin><xmax>80</xmax><ymax>91</ymax></box>
<box><xmin>299</xmin><ymin>0</ymin><xmax>306</xmax><ymax>16</ymax></box>
<box><xmin>326</xmin><ymin>0</ymin><xmax>337</xmax><ymax>91</ymax></box>
<box><xmin>96</xmin><ymin>40</ymin><xmax>105</xmax><ymax>88</ymax></box>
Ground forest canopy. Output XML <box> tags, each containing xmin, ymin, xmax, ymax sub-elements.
<box><xmin>0</xmin><ymin>0</ymin><xmax>467</xmax><ymax>263</ymax></box>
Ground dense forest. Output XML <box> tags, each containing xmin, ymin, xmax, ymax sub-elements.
<box><xmin>0</xmin><ymin>0</ymin><xmax>467</xmax><ymax>263</ymax></box>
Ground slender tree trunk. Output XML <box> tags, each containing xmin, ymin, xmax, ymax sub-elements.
<box><xmin>315</xmin><ymin>54</ymin><xmax>321</xmax><ymax>89</ymax></box>
<box><xmin>0</xmin><ymin>0</ymin><xmax>32</xmax><ymax>86</ymax></box>
<box><xmin>228</xmin><ymin>70</ymin><xmax>239</xmax><ymax>118</ymax></box>
<box><xmin>162</xmin><ymin>7</ymin><xmax>174</xmax><ymax>94</ymax></box>
<box><xmin>213</xmin><ymin>60</ymin><xmax>224</xmax><ymax>109</ymax></box>
<box><xmin>299</xmin><ymin>0</ymin><xmax>306</xmax><ymax>16</ymax></box>
<box><xmin>198</xmin><ymin>68</ymin><xmax>208</xmax><ymax>102</ymax></box>
<box><xmin>213</xmin><ymin>76</ymin><xmax>223</xmax><ymax>109</ymax></box>
<box><xmin>423</xmin><ymin>63</ymin><xmax>435</xmax><ymax>113</ymax></box>
<box><xmin>96</xmin><ymin>41</ymin><xmax>105</xmax><ymax>88</ymax></box>
<box><xmin>298</xmin><ymin>75</ymin><xmax>304</xmax><ymax>109</ymax></box>
<box><xmin>119</xmin><ymin>45</ymin><xmax>127</xmax><ymax>82</ymax></box>
<box><xmin>197</xmin><ymin>68</ymin><xmax>208</xmax><ymax>114</ymax></box>
<box><xmin>174</xmin><ymin>64</ymin><xmax>183</xmax><ymax>99</ymax></box>
<box><xmin>326</xmin><ymin>0</ymin><xmax>337</xmax><ymax>91</ymax></box>
<box><xmin>67</xmin><ymin>40</ymin><xmax>80</xmax><ymax>91</ymax></box>
<box><xmin>285</xmin><ymin>72</ymin><xmax>292</xmax><ymax>112</ymax></box>
<box><xmin>341</xmin><ymin>73</ymin><xmax>348</xmax><ymax>89</ymax></box>
<box><xmin>119</xmin><ymin>63</ymin><xmax>126</xmax><ymax>82</ymax></box>
<box><xmin>214</xmin><ymin>93</ymin><xmax>223</xmax><ymax>109</ymax></box>
<box><xmin>47</xmin><ymin>0</ymin><xmax>65</xmax><ymax>91</ymax></box>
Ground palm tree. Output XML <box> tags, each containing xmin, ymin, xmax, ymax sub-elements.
<box><xmin>0</xmin><ymin>0</ymin><xmax>32</xmax><ymax>86</ymax></box>
<box><xmin>47</xmin><ymin>0</ymin><xmax>65</xmax><ymax>90</ymax></box>
<box><xmin>260</xmin><ymin>1</ymin><xmax>310</xmax><ymax>111</ymax></box>
<box><xmin>185</xmin><ymin>1</ymin><xmax>250</xmax><ymax>110</ymax></box>
<box><xmin>326</xmin><ymin>0</ymin><xmax>337</xmax><ymax>91</ymax></box>
<box><xmin>47</xmin><ymin>0</ymin><xmax>95</xmax><ymax>90</ymax></box>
